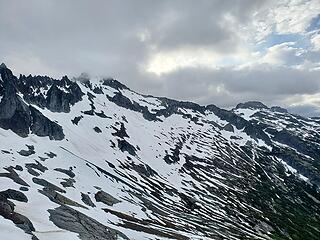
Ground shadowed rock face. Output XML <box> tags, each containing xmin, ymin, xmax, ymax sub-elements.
<box><xmin>17</xmin><ymin>75</ymin><xmax>84</xmax><ymax>113</ymax></box>
<box><xmin>95</xmin><ymin>190</ymin><xmax>121</xmax><ymax>206</ymax></box>
<box><xmin>48</xmin><ymin>205</ymin><xmax>129</xmax><ymax>240</ymax></box>
<box><xmin>0</xmin><ymin>189</ymin><xmax>37</xmax><ymax>239</ymax></box>
<box><xmin>236</xmin><ymin>101</ymin><xmax>268</xmax><ymax>110</ymax></box>
<box><xmin>0</xmin><ymin>65</ymin><xmax>65</xmax><ymax>139</ymax></box>
<box><xmin>271</xmin><ymin>106</ymin><xmax>288</xmax><ymax>113</ymax></box>
<box><xmin>0</xmin><ymin>67</ymin><xmax>31</xmax><ymax>137</ymax></box>
<box><xmin>30</xmin><ymin>106</ymin><xmax>64</xmax><ymax>140</ymax></box>
<box><xmin>45</xmin><ymin>77</ymin><xmax>83</xmax><ymax>112</ymax></box>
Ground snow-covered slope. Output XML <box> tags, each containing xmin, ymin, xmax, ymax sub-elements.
<box><xmin>0</xmin><ymin>65</ymin><xmax>320</xmax><ymax>240</ymax></box>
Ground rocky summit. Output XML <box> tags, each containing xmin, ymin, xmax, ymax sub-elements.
<box><xmin>0</xmin><ymin>64</ymin><xmax>319</xmax><ymax>240</ymax></box>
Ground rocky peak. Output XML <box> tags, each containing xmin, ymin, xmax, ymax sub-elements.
<box><xmin>15</xmin><ymin>72</ymin><xmax>84</xmax><ymax>113</ymax></box>
<box><xmin>102</xmin><ymin>78</ymin><xmax>129</xmax><ymax>90</ymax></box>
<box><xmin>0</xmin><ymin>65</ymin><xmax>65</xmax><ymax>139</ymax></box>
<box><xmin>0</xmin><ymin>63</ymin><xmax>15</xmax><ymax>83</ymax></box>
<box><xmin>60</xmin><ymin>75</ymin><xmax>71</xmax><ymax>86</ymax></box>
<box><xmin>0</xmin><ymin>63</ymin><xmax>7</xmax><ymax>69</ymax></box>
<box><xmin>270</xmin><ymin>106</ymin><xmax>288</xmax><ymax>113</ymax></box>
<box><xmin>236</xmin><ymin>101</ymin><xmax>268</xmax><ymax>110</ymax></box>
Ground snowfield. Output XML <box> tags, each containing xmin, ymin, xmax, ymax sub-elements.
<box><xmin>0</xmin><ymin>67</ymin><xmax>320</xmax><ymax>240</ymax></box>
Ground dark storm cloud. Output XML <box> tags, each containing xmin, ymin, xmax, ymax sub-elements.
<box><xmin>147</xmin><ymin>0</ymin><xmax>267</xmax><ymax>51</ymax></box>
<box><xmin>0</xmin><ymin>0</ymin><xmax>157</xmax><ymax>76</ymax></box>
<box><xmin>0</xmin><ymin>0</ymin><xmax>319</xmax><ymax>116</ymax></box>
<box><xmin>0</xmin><ymin>0</ymin><xmax>267</xmax><ymax>76</ymax></box>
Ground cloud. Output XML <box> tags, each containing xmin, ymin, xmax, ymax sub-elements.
<box><xmin>259</xmin><ymin>42</ymin><xmax>305</xmax><ymax>66</ymax></box>
<box><xmin>249</xmin><ymin>0</ymin><xmax>320</xmax><ymax>41</ymax></box>
<box><xmin>311</xmin><ymin>34</ymin><xmax>320</xmax><ymax>50</ymax></box>
<box><xmin>0</xmin><ymin>0</ymin><xmax>319</xmax><ymax>116</ymax></box>
<box><xmin>141</xmin><ymin>65</ymin><xmax>320</xmax><ymax>108</ymax></box>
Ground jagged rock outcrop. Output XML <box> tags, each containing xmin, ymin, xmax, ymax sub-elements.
<box><xmin>18</xmin><ymin>74</ymin><xmax>84</xmax><ymax>112</ymax></box>
<box><xmin>102</xmin><ymin>78</ymin><xmax>129</xmax><ymax>90</ymax></box>
<box><xmin>236</xmin><ymin>101</ymin><xmax>268</xmax><ymax>109</ymax></box>
<box><xmin>48</xmin><ymin>205</ymin><xmax>129</xmax><ymax>240</ymax></box>
<box><xmin>30</xmin><ymin>106</ymin><xmax>64</xmax><ymax>140</ymax></box>
<box><xmin>0</xmin><ymin>65</ymin><xmax>65</xmax><ymax>139</ymax></box>
<box><xmin>271</xmin><ymin>106</ymin><xmax>288</xmax><ymax>113</ymax></box>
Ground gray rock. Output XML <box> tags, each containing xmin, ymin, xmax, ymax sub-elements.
<box><xmin>117</xmin><ymin>139</ymin><xmax>136</xmax><ymax>156</ymax></box>
<box><xmin>48</xmin><ymin>205</ymin><xmax>129</xmax><ymax>240</ymax></box>
<box><xmin>39</xmin><ymin>188</ymin><xmax>86</xmax><ymax>208</ymax></box>
<box><xmin>93</xmin><ymin>126</ymin><xmax>102</xmax><ymax>133</ymax></box>
<box><xmin>71</xmin><ymin>115</ymin><xmax>83</xmax><ymax>125</ymax></box>
<box><xmin>236</xmin><ymin>101</ymin><xmax>268</xmax><ymax>110</ymax></box>
<box><xmin>25</xmin><ymin>161</ymin><xmax>48</xmax><ymax>173</ymax></box>
<box><xmin>45</xmin><ymin>151</ymin><xmax>57</xmax><ymax>158</ymax></box>
<box><xmin>44</xmin><ymin>76</ymin><xmax>84</xmax><ymax>113</ymax></box>
<box><xmin>0</xmin><ymin>66</ymin><xmax>65</xmax><ymax>140</ymax></box>
<box><xmin>271</xmin><ymin>106</ymin><xmax>288</xmax><ymax>113</ymax></box>
<box><xmin>0</xmin><ymin>167</ymin><xmax>29</xmax><ymax>186</ymax></box>
<box><xmin>32</xmin><ymin>177</ymin><xmax>66</xmax><ymax>193</ymax></box>
<box><xmin>0</xmin><ymin>192</ymin><xmax>37</xmax><ymax>239</ymax></box>
<box><xmin>0</xmin><ymin>63</ymin><xmax>7</xmax><ymax>69</ymax></box>
<box><xmin>19</xmin><ymin>187</ymin><xmax>29</xmax><ymax>192</ymax></box>
<box><xmin>102</xmin><ymin>78</ymin><xmax>129</xmax><ymax>90</ymax></box>
<box><xmin>95</xmin><ymin>190</ymin><xmax>121</xmax><ymax>206</ymax></box>
<box><xmin>30</xmin><ymin>106</ymin><xmax>64</xmax><ymax>140</ymax></box>
<box><xmin>60</xmin><ymin>178</ymin><xmax>76</xmax><ymax>188</ymax></box>
<box><xmin>0</xmin><ymin>189</ymin><xmax>28</xmax><ymax>202</ymax></box>
<box><xmin>0</xmin><ymin>200</ymin><xmax>13</xmax><ymax>217</ymax></box>
<box><xmin>18</xmin><ymin>145</ymin><xmax>35</xmax><ymax>156</ymax></box>
<box><xmin>112</xmin><ymin>122</ymin><xmax>129</xmax><ymax>138</ymax></box>
<box><xmin>54</xmin><ymin>168</ymin><xmax>75</xmax><ymax>178</ymax></box>
<box><xmin>81</xmin><ymin>193</ymin><xmax>96</xmax><ymax>207</ymax></box>
<box><xmin>11</xmin><ymin>212</ymin><xmax>35</xmax><ymax>233</ymax></box>
<box><xmin>223</xmin><ymin>123</ymin><xmax>234</xmax><ymax>132</ymax></box>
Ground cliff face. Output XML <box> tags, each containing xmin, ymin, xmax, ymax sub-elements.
<box><xmin>0</xmin><ymin>65</ymin><xmax>65</xmax><ymax>140</ymax></box>
<box><xmin>0</xmin><ymin>64</ymin><xmax>320</xmax><ymax>240</ymax></box>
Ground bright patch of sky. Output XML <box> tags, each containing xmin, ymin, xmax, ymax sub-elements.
<box><xmin>255</xmin><ymin>34</ymin><xmax>310</xmax><ymax>53</ymax></box>
<box><xmin>307</xmin><ymin>14</ymin><xmax>320</xmax><ymax>31</ymax></box>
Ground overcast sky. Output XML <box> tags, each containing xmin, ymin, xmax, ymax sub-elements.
<box><xmin>1</xmin><ymin>0</ymin><xmax>320</xmax><ymax>116</ymax></box>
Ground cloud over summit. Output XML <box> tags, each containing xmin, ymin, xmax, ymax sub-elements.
<box><xmin>0</xmin><ymin>0</ymin><xmax>319</xmax><ymax>116</ymax></box>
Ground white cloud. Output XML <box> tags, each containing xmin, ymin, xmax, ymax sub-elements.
<box><xmin>311</xmin><ymin>34</ymin><xmax>320</xmax><ymax>50</ymax></box>
<box><xmin>273</xmin><ymin>0</ymin><xmax>320</xmax><ymax>34</ymax></box>
<box><xmin>245</xmin><ymin>0</ymin><xmax>320</xmax><ymax>42</ymax></box>
<box><xmin>259</xmin><ymin>42</ymin><xmax>305</xmax><ymax>66</ymax></box>
<box><xmin>145</xmin><ymin>48</ymin><xmax>218</xmax><ymax>75</ymax></box>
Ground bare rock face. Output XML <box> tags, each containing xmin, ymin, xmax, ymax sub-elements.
<box><xmin>95</xmin><ymin>190</ymin><xmax>121</xmax><ymax>206</ymax></box>
<box><xmin>0</xmin><ymin>65</ymin><xmax>64</xmax><ymax>140</ymax></box>
<box><xmin>45</xmin><ymin>76</ymin><xmax>83</xmax><ymax>112</ymax></box>
<box><xmin>17</xmin><ymin>74</ymin><xmax>84</xmax><ymax>113</ymax></box>
<box><xmin>0</xmin><ymin>66</ymin><xmax>32</xmax><ymax>137</ymax></box>
<box><xmin>30</xmin><ymin>106</ymin><xmax>64</xmax><ymax>140</ymax></box>
<box><xmin>236</xmin><ymin>101</ymin><xmax>268</xmax><ymax>110</ymax></box>
<box><xmin>0</xmin><ymin>189</ymin><xmax>37</xmax><ymax>239</ymax></box>
<box><xmin>48</xmin><ymin>205</ymin><xmax>129</xmax><ymax>240</ymax></box>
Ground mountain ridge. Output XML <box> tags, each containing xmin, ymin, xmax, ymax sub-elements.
<box><xmin>0</xmin><ymin>64</ymin><xmax>320</xmax><ymax>240</ymax></box>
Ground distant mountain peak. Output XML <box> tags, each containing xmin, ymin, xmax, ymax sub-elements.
<box><xmin>270</xmin><ymin>106</ymin><xmax>288</xmax><ymax>113</ymax></box>
<box><xmin>102</xmin><ymin>78</ymin><xmax>129</xmax><ymax>90</ymax></box>
<box><xmin>236</xmin><ymin>101</ymin><xmax>268</xmax><ymax>110</ymax></box>
<box><xmin>0</xmin><ymin>63</ymin><xmax>7</xmax><ymax>69</ymax></box>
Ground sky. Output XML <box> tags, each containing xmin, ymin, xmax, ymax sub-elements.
<box><xmin>0</xmin><ymin>0</ymin><xmax>320</xmax><ymax>116</ymax></box>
